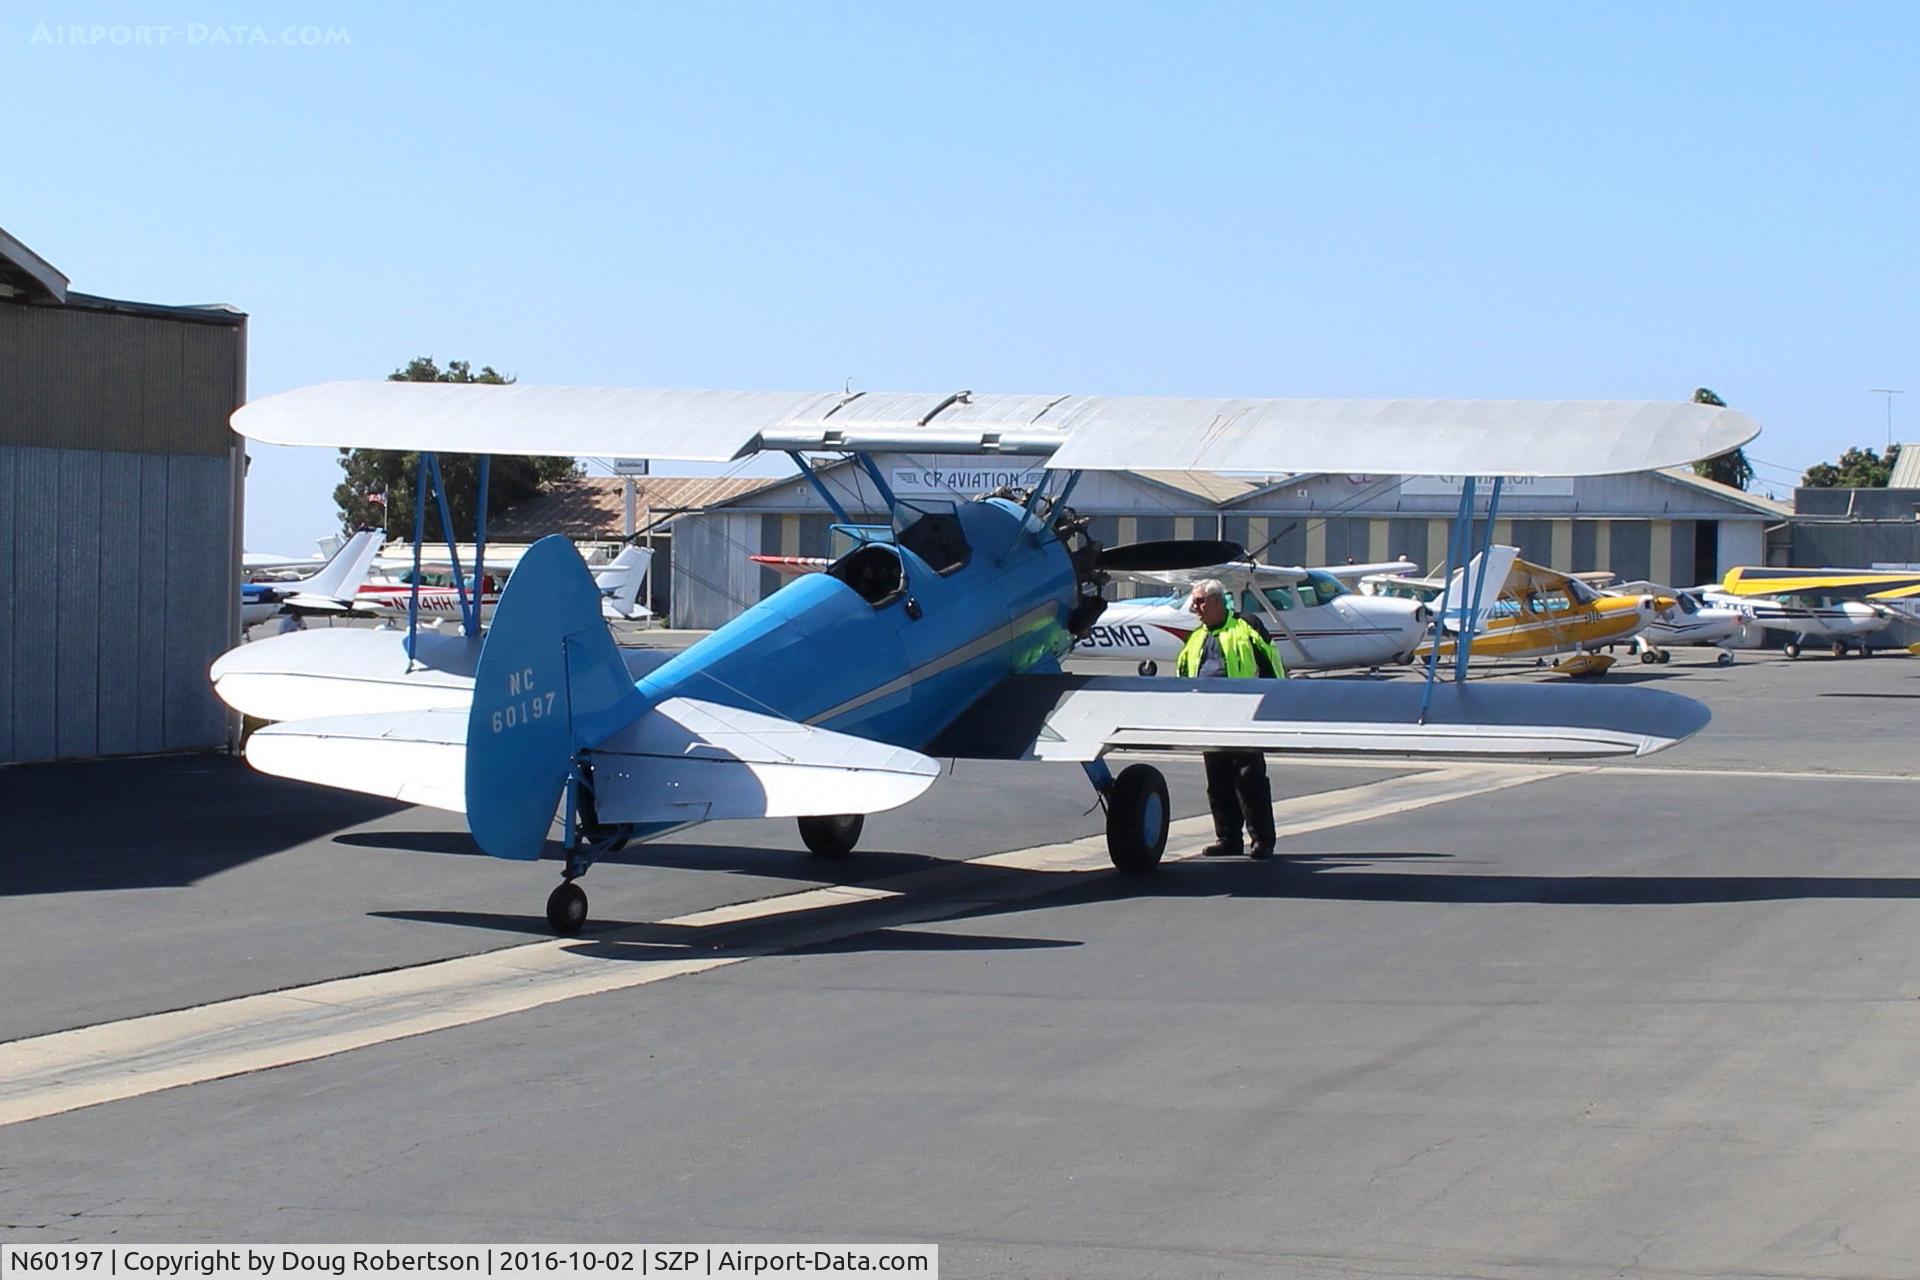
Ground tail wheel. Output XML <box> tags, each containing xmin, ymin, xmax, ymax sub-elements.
<box><xmin>547</xmin><ymin>881</ymin><xmax>588</xmax><ymax>935</ymax></box>
<box><xmin>1106</xmin><ymin>764</ymin><xmax>1170</xmax><ymax>873</ymax></box>
<box><xmin>1137</xmin><ymin>660</ymin><xmax>1158</xmax><ymax>677</ymax></box>
<box><xmin>799</xmin><ymin>813</ymin><xmax>864</xmax><ymax>857</ymax></box>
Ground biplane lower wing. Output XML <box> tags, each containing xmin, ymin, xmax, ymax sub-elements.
<box><xmin>244</xmin><ymin>697</ymin><xmax>940</xmax><ymax>836</ymax></box>
<box><xmin>929</xmin><ymin>674</ymin><xmax>1710</xmax><ymax>762</ymax></box>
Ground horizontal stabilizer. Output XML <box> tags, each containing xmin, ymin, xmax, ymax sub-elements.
<box><xmin>246</xmin><ymin>710</ymin><xmax>469</xmax><ymax>813</ymax></box>
<box><xmin>928</xmin><ymin>673</ymin><xmax>1710</xmax><ymax>762</ymax></box>
<box><xmin>589</xmin><ymin>698</ymin><xmax>939</xmax><ymax>824</ymax></box>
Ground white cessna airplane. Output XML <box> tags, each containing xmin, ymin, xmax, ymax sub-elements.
<box><xmin>1697</xmin><ymin>583</ymin><xmax>1889</xmax><ymax>660</ymax></box>
<box><xmin>1619</xmin><ymin>585</ymin><xmax>1746</xmax><ymax>665</ymax></box>
<box><xmin>1070</xmin><ymin>557</ymin><xmax>1428</xmax><ymax>675</ymax></box>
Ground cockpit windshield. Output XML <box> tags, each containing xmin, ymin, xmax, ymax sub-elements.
<box><xmin>1566</xmin><ymin>577</ymin><xmax>1601</xmax><ymax>606</ymax></box>
<box><xmin>894</xmin><ymin>500</ymin><xmax>971</xmax><ymax>575</ymax></box>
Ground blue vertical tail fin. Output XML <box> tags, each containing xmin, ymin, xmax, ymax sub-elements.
<box><xmin>467</xmin><ymin>535</ymin><xmax>644</xmax><ymax>859</ymax></box>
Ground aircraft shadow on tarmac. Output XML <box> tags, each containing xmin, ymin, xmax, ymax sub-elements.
<box><xmin>367</xmin><ymin>839</ymin><xmax>1920</xmax><ymax>967</ymax></box>
<box><xmin>371</xmin><ymin>906</ymin><xmax>1080</xmax><ymax>959</ymax></box>
<box><xmin>0</xmin><ymin>754</ymin><xmax>404</xmax><ymax>896</ymax></box>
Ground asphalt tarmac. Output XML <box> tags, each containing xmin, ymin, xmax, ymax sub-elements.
<box><xmin>3</xmin><ymin>647</ymin><xmax>1920</xmax><ymax>1278</ymax></box>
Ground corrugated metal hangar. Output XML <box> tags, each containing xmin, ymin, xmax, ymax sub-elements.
<box><xmin>656</xmin><ymin>454</ymin><xmax>1790</xmax><ymax>629</ymax></box>
<box><xmin>1</xmin><ymin>226</ymin><xmax>247</xmax><ymax>764</ymax></box>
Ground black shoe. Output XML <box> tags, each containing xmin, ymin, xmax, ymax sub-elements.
<box><xmin>1248</xmin><ymin>840</ymin><xmax>1275</xmax><ymax>861</ymax></box>
<box><xmin>1201</xmin><ymin>841</ymin><xmax>1244</xmax><ymax>858</ymax></box>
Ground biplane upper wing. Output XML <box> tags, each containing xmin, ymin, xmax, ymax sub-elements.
<box><xmin>929</xmin><ymin>673</ymin><xmax>1709</xmax><ymax>763</ymax></box>
<box><xmin>233</xmin><ymin>384</ymin><xmax>1759</xmax><ymax>478</ymax></box>
<box><xmin>1720</xmin><ymin>566</ymin><xmax>1920</xmax><ymax>600</ymax></box>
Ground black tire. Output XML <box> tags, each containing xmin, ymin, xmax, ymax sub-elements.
<box><xmin>1106</xmin><ymin>763</ymin><xmax>1170</xmax><ymax>873</ymax></box>
<box><xmin>1784</xmin><ymin>642</ymin><xmax>1802</xmax><ymax>659</ymax></box>
<box><xmin>1657</xmin><ymin>650</ymin><xmax>1672</xmax><ymax>664</ymax></box>
<box><xmin>547</xmin><ymin>881</ymin><xmax>588</xmax><ymax>935</ymax></box>
<box><xmin>1640</xmin><ymin>650</ymin><xmax>1658</xmax><ymax>665</ymax></box>
<box><xmin>1716</xmin><ymin>651</ymin><xmax>1734</xmax><ymax>667</ymax></box>
<box><xmin>799</xmin><ymin>813</ymin><xmax>864</xmax><ymax>857</ymax></box>
<box><xmin>1137</xmin><ymin>660</ymin><xmax>1158</xmax><ymax>677</ymax></box>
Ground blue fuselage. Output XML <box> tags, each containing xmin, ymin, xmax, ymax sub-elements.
<box><xmin>635</xmin><ymin>497</ymin><xmax>1080</xmax><ymax>751</ymax></box>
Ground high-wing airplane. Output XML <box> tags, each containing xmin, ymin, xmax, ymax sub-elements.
<box><xmin>1614</xmin><ymin>584</ymin><xmax>1745</xmax><ymax>665</ymax></box>
<box><xmin>238</xmin><ymin>529</ymin><xmax>382</xmax><ymax>627</ymax></box>
<box><xmin>1373</xmin><ymin>548</ymin><xmax>1672</xmax><ymax>675</ymax></box>
<box><xmin>1709</xmin><ymin>566</ymin><xmax>1920</xmax><ymax>656</ymax></box>
<box><xmin>758</xmin><ymin>552</ymin><xmax>1428</xmax><ymax>674</ymax></box>
<box><xmin>213</xmin><ymin>384</ymin><xmax>1754</xmax><ymax>933</ymax></box>
<box><xmin>1073</xmin><ymin>558</ymin><xmax>1427</xmax><ymax>675</ymax></box>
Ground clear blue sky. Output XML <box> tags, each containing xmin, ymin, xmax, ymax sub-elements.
<box><xmin>7</xmin><ymin>1</ymin><xmax>1917</xmax><ymax>551</ymax></box>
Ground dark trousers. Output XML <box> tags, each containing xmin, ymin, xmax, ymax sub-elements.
<box><xmin>1204</xmin><ymin>750</ymin><xmax>1275</xmax><ymax>848</ymax></box>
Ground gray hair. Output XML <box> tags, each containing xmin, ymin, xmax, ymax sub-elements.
<box><xmin>1191</xmin><ymin>578</ymin><xmax>1226</xmax><ymax>602</ymax></box>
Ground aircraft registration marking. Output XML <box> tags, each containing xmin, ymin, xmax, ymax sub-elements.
<box><xmin>0</xmin><ymin>765</ymin><xmax>1559</xmax><ymax>1129</ymax></box>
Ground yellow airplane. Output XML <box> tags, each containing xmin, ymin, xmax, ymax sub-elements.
<box><xmin>1371</xmin><ymin>546</ymin><xmax>1673</xmax><ymax>676</ymax></box>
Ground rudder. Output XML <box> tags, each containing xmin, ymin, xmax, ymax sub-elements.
<box><xmin>467</xmin><ymin>535</ymin><xmax>644</xmax><ymax>859</ymax></box>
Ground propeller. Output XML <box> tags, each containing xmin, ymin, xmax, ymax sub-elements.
<box><xmin>1099</xmin><ymin>539</ymin><xmax>1246</xmax><ymax>574</ymax></box>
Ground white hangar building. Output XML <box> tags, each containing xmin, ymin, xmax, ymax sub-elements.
<box><xmin>661</xmin><ymin>456</ymin><xmax>1786</xmax><ymax>630</ymax></box>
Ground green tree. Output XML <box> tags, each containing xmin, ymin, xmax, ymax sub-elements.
<box><xmin>1688</xmin><ymin>387</ymin><xmax>1754</xmax><ymax>490</ymax></box>
<box><xmin>1801</xmin><ymin>443</ymin><xmax>1902</xmax><ymax>489</ymax></box>
<box><xmin>333</xmin><ymin>358</ymin><xmax>579</xmax><ymax>538</ymax></box>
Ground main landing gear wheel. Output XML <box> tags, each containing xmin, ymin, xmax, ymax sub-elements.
<box><xmin>547</xmin><ymin>881</ymin><xmax>588</xmax><ymax>935</ymax></box>
<box><xmin>1657</xmin><ymin>650</ymin><xmax>1673</xmax><ymax>664</ymax></box>
<box><xmin>1716</xmin><ymin>651</ymin><xmax>1735</xmax><ymax>667</ymax></box>
<box><xmin>1106</xmin><ymin>763</ymin><xmax>1170</xmax><ymax>874</ymax></box>
<box><xmin>1833</xmin><ymin>641</ymin><xmax>1850</xmax><ymax>658</ymax></box>
<box><xmin>1784</xmin><ymin>641</ymin><xmax>1803</xmax><ymax>659</ymax></box>
<box><xmin>1640</xmin><ymin>649</ymin><xmax>1659</xmax><ymax>665</ymax></box>
<box><xmin>799</xmin><ymin>813</ymin><xmax>864</xmax><ymax>857</ymax></box>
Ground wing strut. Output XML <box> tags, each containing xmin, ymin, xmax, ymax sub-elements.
<box><xmin>1417</xmin><ymin>474</ymin><xmax>1505</xmax><ymax>720</ymax></box>
<box><xmin>405</xmin><ymin>451</ymin><xmax>492</xmax><ymax>668</ymax></box>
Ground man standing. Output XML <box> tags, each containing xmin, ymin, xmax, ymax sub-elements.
<box><xmin>1176</xmin><ymin>579</ymin><xmax>1285</xmax><ymax>860</ymax></box>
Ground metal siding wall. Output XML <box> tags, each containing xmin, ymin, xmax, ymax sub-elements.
<box><xmin>1133</xmin><ymin>515</ymin><xmax>1173</xmax><ymax>543</ymax></box>
<box><xmin>1668</xmin><ymin>521</ymin><xmax>1697</xmax><ymax>587</ymax></box>
<box><xmin>56</xmin><ymin>450</ymin><xmax>104</xmax><ymax>758</ymax></box>
<box><xmin>162</xmin><ymin>456</ymin><xmax>232</xmax><ymax>750</ymax></box>
<box><xmin>1610</xmin><ymin>521</ymin><xmax>1651</xmax><ymax>582</ymax></box>
<box><xmin>1718</xmin><ymin>521</ymin><xmax>1763</xmax><ymax>578</ymax></box>
<box><xmin>9</xmin><ymin>449</ymin><xmax>61</xmax><ymax>761</ymax></box>
<box><xmin>0</xmin><ymin>448</ymin><xmax>12</xmax><ymax>760</ymax></box>
<box><xmin>0</xmin><ymin>307</ymin><xmax>241</xmax><ymax>457</ymax></box>
<box><xmin>1571</xmin><ymin>520</ymin><xmax>1597</xmax><ymax>571</ymax></box>
<box><xmin>136</xmin><ymin>454</ymin><xmax>171</xmax><ymax>752</ymax></box>
<box><xmin>1510</xmin><ymin>520</ymin><xmax>1554</xmax><ymax>564</ymax></box>
<box><xmin>96</xmin><ymin>453</ymin><xmax>145</xmax><ymax>754</ymax></box>
<box><xmin>1387</xmin><ymin>518</ymin><xmax>1424</xmax><ymax>565</ymax></box>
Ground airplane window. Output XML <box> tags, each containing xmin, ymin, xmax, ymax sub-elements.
<box><xmin>1678</xmin><ymin>594</ymin><xmax>1699</xmax><ymax>614</ymax></box>
<box><xmin>1238</xmin><ymin>590</ymin><xmax>1262</xmax><ymax>617</ymax></box>
<box><xmin>1300</xmin><ymin>571</ymin><xmax>1347</xmax><ymax>607</ymax></box>
<box><xmin>1566</xmin><ymin>578</ymin><xmax>1601</xmax><ymax>605</ymax></box>
<box><xmin>1260</xmin><ymin>586</ymin><xmax>1296</xmax><ymax>612</ymax></box>
<box><xmin>828</xmin><ymin>544</ymin><xmax>906</xmax><ymax>607</ymax></box>
<box><xmin>896</xmin><ymin>508</ymin><xmax>970</xmax><ymax>575</ymax></box>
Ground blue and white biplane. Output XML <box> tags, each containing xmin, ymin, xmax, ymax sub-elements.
<box><xmin>212</xmin><ymin>384</ymin><xmax>1758</xmax><ymax>933</ymax></box>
